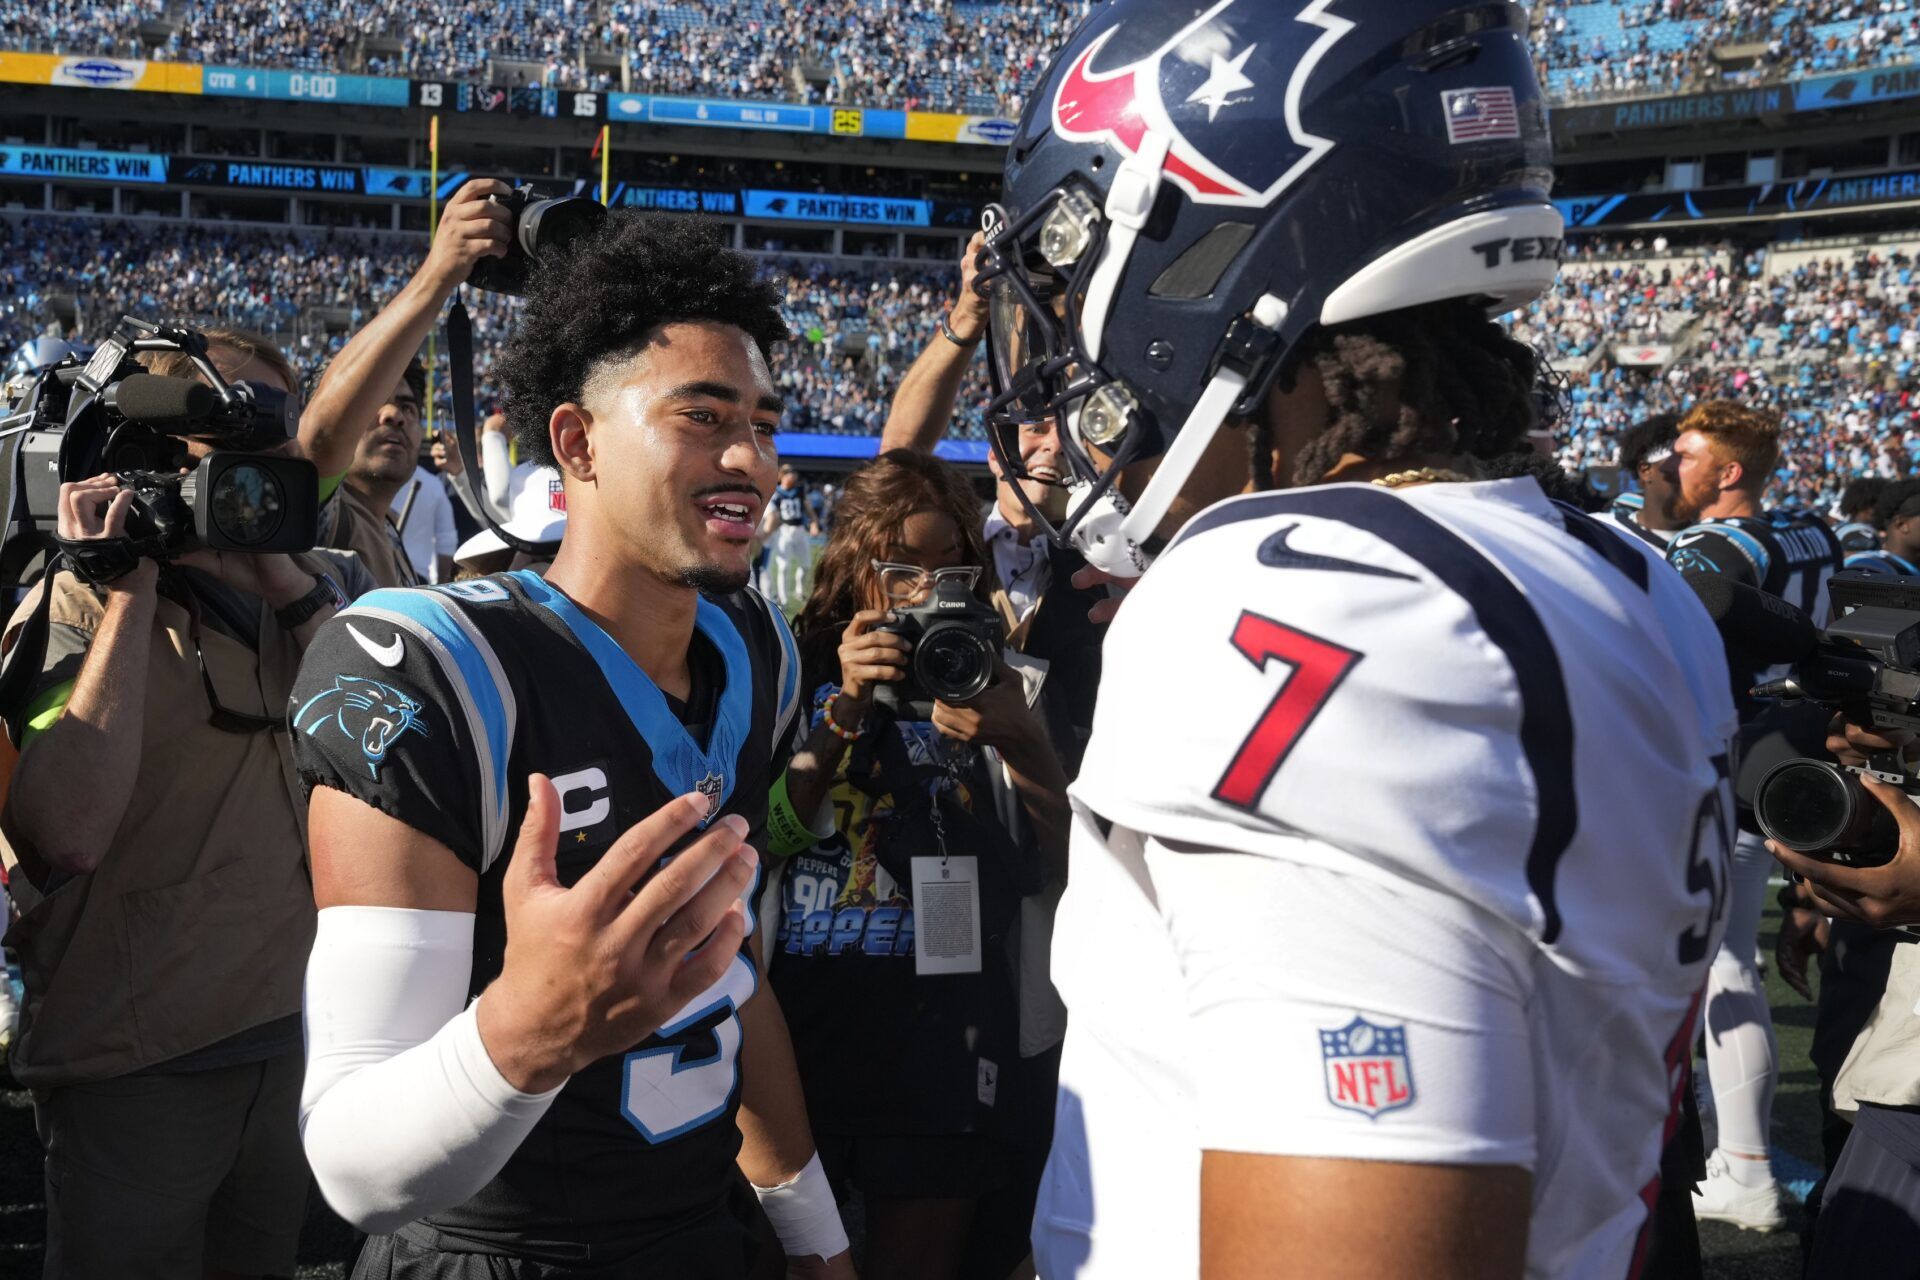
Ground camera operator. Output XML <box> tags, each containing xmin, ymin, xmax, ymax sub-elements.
<box><xmin>1763</xmin><ymin>716</ymin><xmax>1920</xmax><ymax>1278</ymax></box>
<box><xmin>0</xmin><ymin>328</ymin><xmax>376</xmax><ymax>1279</ymax></box>
<box><xmin>771</xmin><ymin>449</ymin><xmax>1068</xmax><ymax>1280</ymax></box>
<box><xmin>1663</xmin><ymin>399</ymin><xmax>1843</xmax><ymax>1230</ymax></box>
<box><xmin>302</xmin><ymin>178</ymin><xmax>517</xmax><ymax>587</ymax></box>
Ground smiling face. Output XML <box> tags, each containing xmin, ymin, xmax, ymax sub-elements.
<box><xmin>990</xmin><ymin>417</ymin><xmax>1068</xmax><ymax>521</ymax></box>
<box><xmin>554</xmin><ymin>320</ymin><xmax>781</xmax><ymax>593</ymax></box>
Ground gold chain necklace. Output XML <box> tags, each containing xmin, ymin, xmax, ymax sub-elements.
<box><xmin>1371</xmin><ymin>467</ymin><xmax>1476</xmax><ymax>490</ymax></box>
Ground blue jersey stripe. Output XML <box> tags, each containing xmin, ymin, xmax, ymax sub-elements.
<box><xmin>344</xmin><ymin>589</ymin><xmax>515</xmax><ymax>868</ymax></box>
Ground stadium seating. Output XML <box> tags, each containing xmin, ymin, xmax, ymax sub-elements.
<box><xmin>1535</xmin><ymin>0</ymin><xmax>1919</xmax><ymax>101</ymax></box>
<box><xmin>1508</xmin><ymin>235</ymin><xmax>1920</xmax><ymax>507</ymax></box>
<box><xmin>0</xmin><ymin>216</ymin><xmax>992</xmax><ymax>444</ymax></box>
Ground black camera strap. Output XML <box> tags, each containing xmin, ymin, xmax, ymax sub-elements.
<box><xmin>443</xmin><ymin>296</ymin><xmax>558</xmax><ymax>557</ymax></box>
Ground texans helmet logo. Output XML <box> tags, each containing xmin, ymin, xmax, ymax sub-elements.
<box><xmin>1050</xmin><ymin>0</ymin><xmax>1351</xmax><ymax>208</ymax></box>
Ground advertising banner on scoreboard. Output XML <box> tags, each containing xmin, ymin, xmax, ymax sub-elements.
<box><xmin>168</xmin><ymin>156</ymin><xmax>430</xmax><ymax>197</ymax></box>
<box><xmin>1552</xmin><ymin>61</ymin><xmax>1920</xmax><ymax>134</ymax></box>
<box><xmin>742</xmin><ymin>189</ymin><xmax>931</xmax><ymax>226</ymax></box>
<box><xmin>47</xmin><ymin>56</ymin><xmax>200</xmax><ymax>94</ymax></box>
<box><xmin>0</xmin><ymin>144</ymin><xmax>166</xmax><ymax>183</ymax></box>
<box><xmin>204</xmin><ymin>66</ymin><xmax>409</xmax><ymax>108</ymax></box>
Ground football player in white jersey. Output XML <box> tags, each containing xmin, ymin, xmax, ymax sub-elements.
<box><xmin>975</xmin><ymin>3</ymin><xmax>1738</xmax><ymax>1277</ymax></box>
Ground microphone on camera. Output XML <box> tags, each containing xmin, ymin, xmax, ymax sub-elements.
<box><xmin>1682</xmin><ymin>570</ymin><xmax>1819</xmax><ymax>666</ymax></box>
<box><xmin>101</xmin><ymin>374</ymin><xmax>215</xmax><ymax>428</ymax></box>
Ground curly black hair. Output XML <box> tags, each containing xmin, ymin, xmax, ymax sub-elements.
<box><xmin>1254</xmin><ymin>299</ymin><xmax>1539</xmax><ymax>489</ymax></box>
<box><xmin>1842</xmin><ymin>475</ymin><xmax>1889</xmax><ymax>523</ymax></box>
<box><xmin>1479</xmin><ymin>451</ymin><xmax>1606</xmax><ymax>512</ymax></box>
<box><xmin>1874</xmin><ymin>478</ymin><xmax>1920</xmax><ymax>530</ymax></box>
<box><xmin>495</xmin><ymin>212</ymin><xmax>788</xmax><ymax>467</ymax></box>
<box><xmin>1616</xmin><ymin>412</ymin><xmax>1680</xmax><ymax>474</ymax></box>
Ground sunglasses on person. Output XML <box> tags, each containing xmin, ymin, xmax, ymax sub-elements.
<box><xmin>869</xmin><ymin>561</ymin><xmax>981</xmax><ymax>603</ymax></box>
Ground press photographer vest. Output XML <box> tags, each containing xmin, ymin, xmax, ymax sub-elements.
<box><xmin>319</xmin><ymin>482</ymin><xmax>420</xmax><ymax>589</ymax></box>
<box><xmin>0</xmin><ymin>557</ymin><xmax>344</xmax><ymax>1086</ymax></box>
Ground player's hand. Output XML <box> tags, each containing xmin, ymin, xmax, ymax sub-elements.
<box><xmin>932</xmin><ymin>658</ymin><xmax>1041</xmax><ymax>755</ymax></box>
<box><xmin>786</xmin><ymin>1251</ymin><xmax>857</xmax><ymax>1280</ymax></box>
<box><xmin>1769</xmin><ymin>773</ymin><xmax>1920</xmax><ymax>928</ymax></box>
<box><xmin>1071</xmin><ymin>563</ymin><xmax>1134</xmax><ymax>625</ymax></box>
<box><xmin>1775</xmin><ymin>902</ymin><xmax>1829</xmax><ymax>1000</ymax></box>
<box><xmin>477</xmin><ymin>776</ymin><xmax>758</xmax><ymax>1093</ymax></box>
<box><xmin>948</xmin><ymin>230</ymin><xmax>990</xmax><ymax>344</ymax></box>
<box><xmin>57</xmin><ymin>474</ymin><xmax>157</xmax><ymax>596</ymax></box>
<box><xmin>422</xmin><ymin>178</ymin><xmax>514</xmax><ymax>294</ymax></box>
<box><xmin>834</xmin><ymin>610</ymin><xmax>912</xmax><ymax>730</ymax></box>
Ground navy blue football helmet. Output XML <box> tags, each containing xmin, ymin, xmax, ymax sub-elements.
<box><xmin>980</xmin><ymin>0</ymin><xmax>1562</xmax><ymax>574</ymax></box>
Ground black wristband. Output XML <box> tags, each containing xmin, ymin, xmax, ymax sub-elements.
<box><xmin>940</xmin><ymin>314</ymin><xmax>982</xmax><ymax>349</ymax></box>
<box><xmin>274</xmin><ymin>574</ymin><xmax>341</xmax><ymax>630</ymax></box>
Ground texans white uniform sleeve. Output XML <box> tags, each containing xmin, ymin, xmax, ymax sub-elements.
<box><xmin>1037</xmin><ymin>479</ymin><xmax>1736</xmax><ymax>1280</ymax></box>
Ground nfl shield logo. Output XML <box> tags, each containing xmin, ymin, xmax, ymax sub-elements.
<box><xmin>1320</xmin><ymin>1016</ymin><xmax>1415</xmax><ymax>1119</ymax></box>
<box><xmin>695</xmin><ymin>771</ymin><xmax>725</xmax><ymax>825</ymax></box>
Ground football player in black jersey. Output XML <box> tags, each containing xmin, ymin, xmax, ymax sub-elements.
<box><xmin>1835</xmin><ymin>475</ymin><xmax>1887</xmax><ymax>555</ymax></box>
<box><xmin>1604</xmin><ymin>412</ymin><xmax>1680</xmax><ymax>548</ymax></box>
<box><xmin>1844</xmin><ymin>479</ymin><xmax>1920</xmax><ymax>576</ymax></box>
<box><xmin>1662</xmin><ymin>399</ymin><xmax>1842</xmax><ymax>1232</ymax></box>
<box><xmin>290</xmin><ymin>212</ymin><xmax>855</xmax><ymax>1279</ymax></box>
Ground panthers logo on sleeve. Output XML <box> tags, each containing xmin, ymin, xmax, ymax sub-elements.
<box><xmin>294</xmin><ymin>674</ymin><xmax>430</xmax><ymax>779</ymax></box>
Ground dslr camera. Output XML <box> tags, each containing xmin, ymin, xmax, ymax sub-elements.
<box><xmin>871</xmin><ymin>574</ymin><xmax>1005</xmax><ymax>722</ymax></box>
<box><xmin>1752</xmin><ymin>570</ymin><xmax>1920</xmax><ymax>865</ymax></box>
<box><xmin>0</xmin><ymin>316</ymin><xmax>317</xmax><ymax>587</ymax></box>
<box><xmin>464</xmin><ymin>183</ymin><xmax>608</xmax><ymax>295</ymax></box>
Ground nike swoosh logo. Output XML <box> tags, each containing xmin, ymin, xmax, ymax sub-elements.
<box><xmin>346</xmin><ymin>622</ymin><xmax>405</xmax><ymax>668</ymax></box>
<box><xmin>1257</xmin><ymin>524</ymin><xmax>1415</xmax><ymax>581</ymax></box>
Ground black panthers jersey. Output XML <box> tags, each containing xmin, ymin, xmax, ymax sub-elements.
<box><xmin>1845</xmin><ymin>548</ymin><xmax>1919</xmax><ymax>577</ymax></box>
<box><xmin>1667</xmin><ymin>511</ymin><xmax>1842</xmax><ymax>624</ymax></box>
<box><xmin>290</xmin><ymin>569</ymin><xmax>803</xmax><ymax>1263</ymax></box>
<box><xmin>1836</xmin><ymin>520</ymin><xmax>1880</xmax><ymax>554</ymax></box>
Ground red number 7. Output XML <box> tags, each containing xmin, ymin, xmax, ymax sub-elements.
<box><xmin>1212</xmin><ymin>611</ymin><xmax>1362</xmax><ymax>810</ymax></box>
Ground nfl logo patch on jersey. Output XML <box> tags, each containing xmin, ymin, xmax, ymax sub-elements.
<box><xmin>1320</xmin><ymin>1016</ymin><xmax>1415</xmax><ymax>1119</ymax></box>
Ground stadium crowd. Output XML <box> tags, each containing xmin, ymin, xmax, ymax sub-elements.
<box><xmin>1535</xmin><ymin>0</ymin><xmax>1919</xmax><ymax>100</ymax></box>
<box><xmin>0</xmin><ymin>216</ymin><xmax>993</xmax><ymax>441</ymax></box>
<box><xmin>1503</xmin><ymin>238</ymin><xmax>1920</xmax><ymax>508</ymax></box>
<box><xmin>0</xmin><ymin>0</ymin><xmax>1087</xmax><ymax>117</ymax></box>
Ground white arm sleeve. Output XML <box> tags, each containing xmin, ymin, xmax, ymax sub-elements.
<box><xmin>481</xmin><ymin>431</ymin><xmax>512</xmax><ymax>509</ymax></box>
<box><xmin>300</xmin><ymin>906</ymin><xmax>562</xmax><ymax>1235</ymax></box>
<box><xmin>1145</xmin><ymin>838</ymin><xmax>1539</xmax><ymax>1167</ymax></box>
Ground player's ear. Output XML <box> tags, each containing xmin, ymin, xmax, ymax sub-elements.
<box><xmin>550</xmin><ymin>403</ymin><xmax>595</xmax><ymax>483</ymax></box>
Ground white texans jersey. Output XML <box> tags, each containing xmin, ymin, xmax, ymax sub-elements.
<box><xmin>1034</xmin><ymin>479</ymin><xmax>1737</xmax><ymax>1280</ymax></box>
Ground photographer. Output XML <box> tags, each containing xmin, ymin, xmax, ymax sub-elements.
<box><xmin>0</xmin><ymin>327</ymin><xmax>375</xmax><ymax>1279</ymax></box>
<box><xmin>1768</xmin><ymin>720</ymin><xmax>1920</xmax><ymax>1278</ymax></box>
<box><xmin>878</xmin><ymin>231</ymin><xmax>1105</xmax><ymax>776</ymax></box>
<box><xmin>771</xmin><ymin>449</ymin><xmax>1068</xmax><ymax>1280</ymax></box>
<box><xmin>302</xmin><ymin>178</ymin><xmax>516</xmax><ymax>587</ymax></box>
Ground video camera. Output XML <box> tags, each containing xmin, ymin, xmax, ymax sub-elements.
<box><xmin>0</xmin><ymin>315</ymin><xmax>317</xmax><ymax>588</ymax></box>
<box><xmin>871</xmin><ymin>574</ymin><xmax>1005</xmax><ymax>722</ymax></box>
<box><xmin>1752</xmin><ymin>570</ymin><xmax>1920</xmax><ymax>865</ymax></box>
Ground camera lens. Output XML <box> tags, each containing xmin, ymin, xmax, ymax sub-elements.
<box><xmin>914</xmin><ymin>623</ymin><xmax>994</xmax><ymax>703</ymax></box>
<box><xmin>209</xmin><ymin>459</ymin><xmax>287</xmax><ymax>547</ymax></box>
<box><xmin>1755</xmin><ymin>759</ymin><xmax>1899</xmax><ymax>860</ymax></box>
